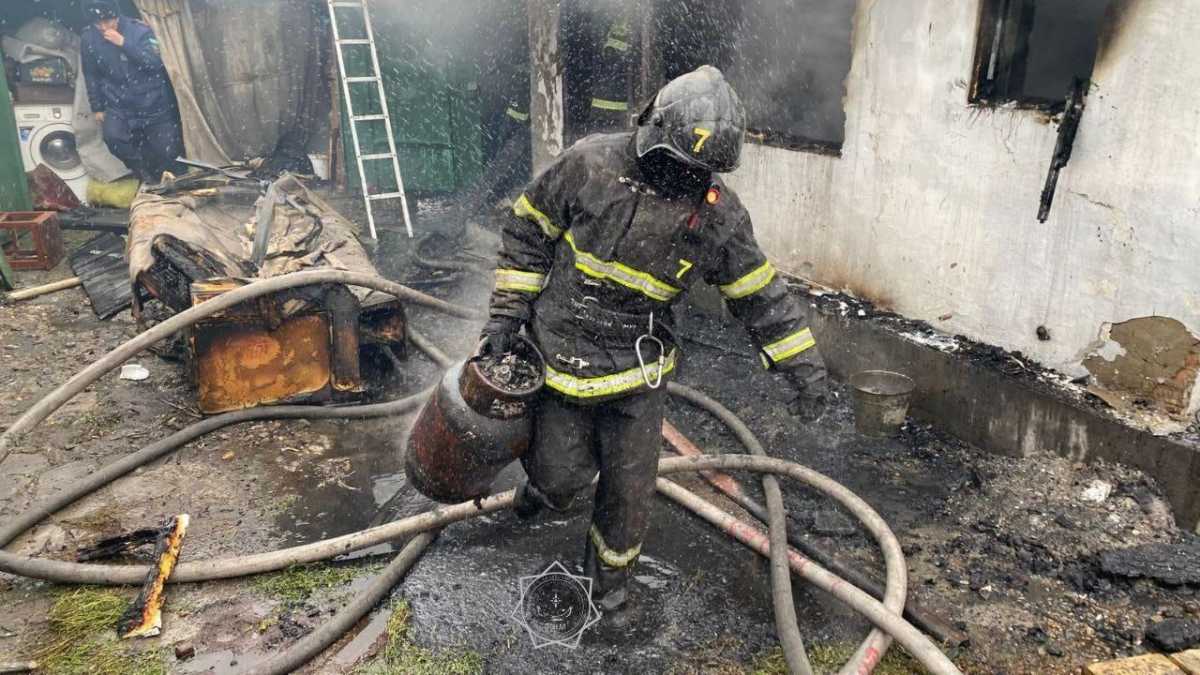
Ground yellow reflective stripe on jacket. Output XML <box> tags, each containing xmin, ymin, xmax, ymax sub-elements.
<box><xmin>495</xmin><ymin>268</ymin><xmax>546</xmax><ymax>293</ymax></box>
<box><xmin>545</xmin><ymin>349</ymin><xmax>678</xmax><ymax>399</ymax></box>
<box><xmin>604</xmin><ymin>18</ymin><xmax>631</xmax><ymax>52</ymax></box>
<box><xmin>591</xmin><ymin>97</ymin><xmax>629</xmax><ymax>112</ymax></box>
<box><xmin>505</xmin><ymin>107</ymin><xmax>529</xmax><ymax>122</ymax></box>
<box><xmin>563</xmin><ymin>231</ymin><xmax>681</xmax><ymax>302</ymax></box>
<box><xmin>589</xmin><ymin>524</ymin><xmax>641</xmax><ymax>568</ymax></box>
<box><xmin>763</xmin><ymin>328</ymin><xmax>816</xmax><ymax>365</ymax></box>
<box><xmin>720</xmin><ymin>261</ymin><xmax>776</xmax><ymax>300</ymax></box>
<box><xmin>604</xmin><ymin>36</ymin><xmax>630</xmax><ymax>52</ymax></box>
<box><xmin>513</xmin><ymin>194</ymin><xmax>562</xmax><ymax>239</ymax></box>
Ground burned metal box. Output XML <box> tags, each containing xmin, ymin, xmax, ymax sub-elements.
<box><xmin>128</xmin><ymin>172</ymin><xmax>406</xmax><ymax>414</ymax></box>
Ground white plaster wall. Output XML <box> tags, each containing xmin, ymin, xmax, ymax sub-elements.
<box><xmin>727</xmin><ymin>0</ymin><xmax>1200</xmax><ymax>402</ymax></box>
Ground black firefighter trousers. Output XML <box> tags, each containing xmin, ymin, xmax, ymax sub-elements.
<box><xmin>520</xmin><ymin>386</ymin><xmax>666</xmax><ymax>611</ymax></box>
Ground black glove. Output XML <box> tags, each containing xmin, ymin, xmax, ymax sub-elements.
<box><xmin>783</xmin><ymin>363</ymin><xmax>828</xmax><ymax>423</ymax></box>
<box><xmin>479</xmin><ymin>315</ymin><xmax>523</xmax><ymax>356</ymax></box>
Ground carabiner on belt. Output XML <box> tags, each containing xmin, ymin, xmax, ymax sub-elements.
<box><xmin>635</xmin><ymin>312</ymin><xmax>666</xmax><ymax>389</ymax></box>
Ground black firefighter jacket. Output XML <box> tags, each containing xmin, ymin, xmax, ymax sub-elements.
<box><xmin>488</xmin><ymin>132</ymin><xmax>819</xmax><ymax>402</ymax></box>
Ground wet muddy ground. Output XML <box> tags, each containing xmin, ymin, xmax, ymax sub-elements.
<box><xmin>1</xmin><ymin>225</ymin><xmax>1197</xmax><ymax>674</ymax></box>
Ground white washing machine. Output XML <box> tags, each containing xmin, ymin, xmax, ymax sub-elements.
<box><xmin>15</xmin><ymin>101</ymin><xmax>90</xmax><ymax>204</ymax></box>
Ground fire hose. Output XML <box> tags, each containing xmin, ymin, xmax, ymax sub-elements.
<box><xmin>0</xmin><ymin>271</ymin><xmax>961</xmax><ymax>675</ymax></box>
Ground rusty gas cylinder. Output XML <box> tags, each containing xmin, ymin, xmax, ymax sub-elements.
<box><xmin>404</xmin><ymin>337</ymin><xmax>544</xmax><ymax>503</ymax></box>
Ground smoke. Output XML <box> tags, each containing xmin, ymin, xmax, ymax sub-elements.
<box><xmin>730</xmin><ymin>0</ymin><xmax>856</xmax><ymax>146</ymax></box>
<box><xmin>366</xmin><ymin>0</ymin><xmax>860</xmax><ymax>201</ymax></box>
<box><xmin>371</xmin><ymin>0</ymin><xmax>526</xmax><ymax>77</ymax></box>
<box><xmin>654</xmin><ymin>0</ymin><xmax>856</xmax><ymax>147</ymax></box>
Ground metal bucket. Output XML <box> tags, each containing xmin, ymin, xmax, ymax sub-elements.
<box><xmin>404</xmin><ymin>337</ymin><xmax>544</xmax><ymax>503</ymax></box>
<box><xmin>849</xmin><ymin>370</ymin><xmax>915</xmax><ymax>438</ymax></box>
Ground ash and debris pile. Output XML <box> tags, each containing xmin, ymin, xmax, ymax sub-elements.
<box><xmin>913</xmin><ymin>426</ymin><xmax>1198</xmax><ymax>657</ymax></box>
<box><xmin>799</xmin><ymin>279</ymin><xmax>1063</xmax><ymax>385</ymax></box>
<box><xmin>477</xmin><ymin>352</ymin><xmax>540</xmax><ymax>392</ymax></box>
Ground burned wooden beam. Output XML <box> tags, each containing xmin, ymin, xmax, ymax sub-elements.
<box><xmin>529</xmin><ymin>0</ymin><xmax>564</xmax><ymax>173</ymax></box>
<box><xmin>117</xmin><ymin>514</ymin><xmax>189</xmax><ymax>640</ymax></box>
<box><xmin>57</xmin><ymin>208</ymin><xmax>130</xmax><ymax>235</ymax></box>
<box><xmin>1038</xmin><ymin>78</ymin><xmax>1087</xmax><ymax>223</ymax></box>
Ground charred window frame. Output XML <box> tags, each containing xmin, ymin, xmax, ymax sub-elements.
<box><xmin>971</xmin><ymin>0</ymin><xmax>1111</xmax><ymax>110</ymax></box>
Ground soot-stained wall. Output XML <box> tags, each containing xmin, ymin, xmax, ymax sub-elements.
<box><xmin>726</xmin><ymin>0</ymin><xmax>1200</xmax><ymax>416</ymax></box>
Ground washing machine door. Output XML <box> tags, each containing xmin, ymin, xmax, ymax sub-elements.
<box><xmin>30</xmin><ymin>122</ymin><xmax>85</xmax><ymax>180</ymax></box>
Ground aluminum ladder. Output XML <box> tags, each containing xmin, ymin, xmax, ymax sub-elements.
<box><xmin>327</xmin><ymin>0</ymin><xmax>414</xmax><ymax>239</ymax></box>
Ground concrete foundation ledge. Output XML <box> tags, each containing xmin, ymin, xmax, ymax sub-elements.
<box><xmin>808</xmin><ymin>307</ymin><xmax>1200</xmax><ymax>533</ymax></box>
<box><xmin>1086</xmin><ymin>649</ymin><xmax>1200</xmax><ymax>674</ymax></box>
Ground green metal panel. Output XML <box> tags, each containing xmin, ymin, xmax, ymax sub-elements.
<box><xmin>0</xmin><ymin>72</ymin><xmax>33</xmax><ymax>212</ymax></box>
<box><xmin>338</xmin><ymin>18</ymin><xmax>482</xmax><ymax>196</ymax></box>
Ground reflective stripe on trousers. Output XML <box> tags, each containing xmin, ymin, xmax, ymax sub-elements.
<box><xmin>763</xmin><ymin>327</ymin><xmax>816</xmax><ymax>365</ymax></box>
<box><xmin>589</xmin><ymin>524</ymin><xmax>641</xmax><ymax>568</ymax></box>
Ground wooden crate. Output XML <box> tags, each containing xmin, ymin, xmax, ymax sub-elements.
<box><xmin>0</xmin><ymin>211</ymin><xmax>64</xmax><ymax>271</ymax></box>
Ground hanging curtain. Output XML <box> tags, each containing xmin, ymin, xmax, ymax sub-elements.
<box><xmin>133</xmin><ymin>0</ymin><xmax>330</xmax><ymax>166</ymax></box>
<box><xmin>133</xmin><ymin>0</ymin><xmax>229</xmax><ymax>163</ymax></box>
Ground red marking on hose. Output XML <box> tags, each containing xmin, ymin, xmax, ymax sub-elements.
<box><xmin>662</xmin><ymin>421</ymin><xmax>743</xmax><ymax>495</ymax></box>
<box><xmin>859</xmin><ymin>647</ymin><xmax>881</xmax><ymax>674</ymax></box>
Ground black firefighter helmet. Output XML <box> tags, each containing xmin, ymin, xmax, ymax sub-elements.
<box><xmin>635</xmin><ymin>65</ymin><xmax>746</xmax><ymax>173</ymax></box>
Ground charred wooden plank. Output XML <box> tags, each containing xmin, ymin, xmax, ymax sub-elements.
<box><xmin>118</xmin><ymin>514</ymin><xmax>189</xmax><ymax>639</ymax></box>
<box><xmin>68</xmin><ymin>233</ymin><xmax>132</xmax><ymax>319</ymax></box>
<box><xmin>58</xmin><ymin>207</ymin><xmax>129</xmax><ymax>234</ymax></box>
<box><xmin>76</xmin><ymin>528</ymin><xmax>160</xmax><ymax>562</ymax></box>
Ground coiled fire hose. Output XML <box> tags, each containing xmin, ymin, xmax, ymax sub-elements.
<box><xmin>0</xmin><ymin>271</ymin><xmax>961</xmax><ymax>675</ymax></box>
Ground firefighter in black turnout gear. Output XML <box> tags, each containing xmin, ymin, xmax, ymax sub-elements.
<box><xmin>481</xmin><ymin>66</ymin><xmax>826</xmax><ymax>615</ymax></box>
<box><xmin>585</xmin><ymin>15</ymin><xmax>634</xmax><ymax>133</ymax></box>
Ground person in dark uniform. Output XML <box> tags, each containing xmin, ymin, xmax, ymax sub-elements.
<box><xmin>584</xmin><ymin>13</ymin><xmax>633</xmax><ymax>133</ymax></box>
<box><xmin>562</xmin><ymin>2</ymin><xmax>634</xmax><ymax>140</ymax></box>
<box><xmin>459</xmin><ymin>49</ymin><xmax>532</xmax><ymax>227</ymax></box>
<box><xmin>480</xmin><ymin>66</ymin><xmax>827</xmax><ymax>620</ymax></box>
<box><xmin>80</xmin><ymin>0</ymin><xmax>184</xmax><ymax>183</ymax></box>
